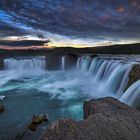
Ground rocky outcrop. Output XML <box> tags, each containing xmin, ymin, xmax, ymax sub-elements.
<box><xmin>45</xmin><ymin>53</ymin><xmax>77</xmax><ymax>70</ymax></box>
<box><xmin>126</xmin><ymin>64</ymin><xmax>140</xmax><ymax>89</ymax></box>
<box><xmin>28</xmin><ymin>114</ymin><xmax>49</xmax><ymax>131</ymax></box>
<box><xmin>65</xmin><ymin>53</ymin><xmax>77</xmax><ymax>70</ymax></box>
<box><xmin>45</xmin><ymin>54</ymin><xmax>62</xmax><ymax>70</ymax></box>
<box><xmin>0</xmin><ymin>58</ymin><xmax>4</xmax><ymax>70</ymax></box>
<box><xmin>0</xmin><ymin>105</ymin><xmax>4</xmax><ymax>113</ymax></box>
<box><xmin>41</xmin><ymin>97</ymin><xmax>140</xmax><ymax>140</ymax></box>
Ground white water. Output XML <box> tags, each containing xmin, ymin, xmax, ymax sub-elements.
<box><xmin>0</xmin><ymin>95</ymin><xmax>5</xmax><ymax>100</ymax></box>
<box><xmin>62</xmin><ymin>56</ymin><xmax>65</xmax><ymax>70</ymax></box>
<box><xmin>2</xmin><ymin>56</ymin><xmax>140</xmax><ymax>107</ymax></box>
<box><xmin>120</xmin><ymin>80</ymin><xmax>140</xmax><ymax>107</ymax></box>
<box><xmin>77</xmin><ymin>56</ymin><xmax>132</xmax><ymax>97</ymax></box>
<box><xmin>77</xmin><ymin>56</ymin><xmax>140</xmax><ymax>107</ymax></box>
<box><xmin>4</xmin><ymin>57</ymin><xmax>46</xmax><ymax>75</ymax></box>
<box><xmin>1</xmin><ymin>55</ymin><xmax>140</xmax><ymax>139</ymax></box>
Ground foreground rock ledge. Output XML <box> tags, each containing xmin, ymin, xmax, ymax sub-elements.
<box><xmin>41</xmin><ymin>97</ymin><xmax>140</xmax><ymax>140</ymax></box>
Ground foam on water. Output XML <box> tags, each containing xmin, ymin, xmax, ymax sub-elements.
<box><xmin>0</xmin><ymin>55</ymin><xmax>140</xmax><ymax>139</ymax></box>
<box><xmin>0</xmin><ymin>95</ymin><xmax>5</xmax><ymax>100</ymax></box>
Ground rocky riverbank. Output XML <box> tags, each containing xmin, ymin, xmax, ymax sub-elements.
<box><xmin>41</xmin><ymin>97</ymin><xmax>140</xmax><ymax>140</ymax></box>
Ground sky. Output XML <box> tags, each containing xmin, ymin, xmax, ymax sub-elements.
<box><xmin>0</xmin><ymin>0</ymin><xmax>140</xmax><ymax>48</ymax></box>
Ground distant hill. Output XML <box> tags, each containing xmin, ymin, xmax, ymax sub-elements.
<box><xmin>0</xmin><ymin>43</ymin><xmax>140</xmax><ymax>58</ymax></box>
<box><xmin>54</xmin><ymin>43</ymin><xmax>140</xmax><ymax>54</ymax></box>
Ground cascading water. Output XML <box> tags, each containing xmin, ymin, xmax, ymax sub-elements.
<box><xmin>120</xmin><ymin>80</ymin><xmax>140</xmax><ymax>107</ymax></box>
<box><xmin>62</xmin><ymin>56</ymin><xmax>65</xmax><ymax>70</ymax></box>
<box><xmin>77</xmin><ymin>56</ymin><xmax>132</xmax><ymax>97</ymax></box>
<box><xmin>1</xmin><ymin>55</ymin><xmax>140</xmax><ymax>139</ymax></box>
<box><xmin>4</xmin><ymin>57</ymin><xmax>46</xmax><ymax>74</ymax></box>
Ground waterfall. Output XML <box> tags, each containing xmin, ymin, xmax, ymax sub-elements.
<box><xmin>77</xmin><ymin>56</ymin><xmax>132</xmax><ymax>97</ymax></box>
<box><xmin>77</xmin><ymin>56</ymin><xmax>140</xmax><ymax>108</ymax></box>
<box><xmin>3</xmin><ymin>55</ymin><xmax>140</xmax><ymax>108</ymax></box>
<box><xmin>120</xmin><ymin>80</ymin><xmax>140</xmax><ymax>107</ymax></box>
<box><xmin>4</xmin><ymin>57</ymin><xmax>45</xmax><ymax>73</ymax></box>
<box><xmin>62</xmin><ymin>56</ymin><xmax>65</xmax><ymax>71</ymax></box>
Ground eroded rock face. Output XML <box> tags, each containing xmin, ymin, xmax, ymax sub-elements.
<box><xmin>45</xmin><ymin>53</ymin><xmax>77</xmax><ymax>70</ymax></box>
<box><xmin>45</xmin><ymin>54</ymin><xmax>62</xmax><ymax>70</ymax></box>
<box><xmin>41</xmin><ymin>97</ymin><xmax>140</xmax><ymax>140</ymax></box>
<box><xmin>126</xmin><ymin>64</ymin><xmax>140</xmax><ymax>89</ymax></box>
<box><xmin>65</xmin><ymin>53</ymin><xmax>77</xmax><ymax>70</ymax></box>
<box><xmin>0</xmin><ymin>58</ymin><xmax>4</xmax><ymax>70</ymax></box>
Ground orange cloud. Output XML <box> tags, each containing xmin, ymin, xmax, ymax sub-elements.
<box><xmin>117</xmin><ymin>6</ymin><xmax>125</xmax><ymax>13</ymax></box>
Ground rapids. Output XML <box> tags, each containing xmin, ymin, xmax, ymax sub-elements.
<box><xmin>0</xmin><ymin>55</ymin><xmax>140</xmax><ymax>139</ymax></box>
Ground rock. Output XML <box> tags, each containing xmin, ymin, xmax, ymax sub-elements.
<box><xmin>126</xmin><ymin>64</ymin><xmax>140</xmax><ymax>89</ymax></box>
<box><xmin>28</xmin><ymin>114</ymin><xmax>49</xmax><ymax>131</ymax></box>
<box><xmin>45</xmin><ymin>54</ymin><xmax>62</xmax><ymax>70</ymax></box>
<box><xmin>41</xmin><ymin>97</ymin><xmax>140</xmax><ymax>140</ymax></box>
<box><xmin>0</xmin><ymin>58</ymin><xmax>4</xmax><ymax>70</ymax></box>
<box><xmin>65</xmin><ymin>53</ymin><xmax>77</xmax><ymax>70</ymax></box>
<box><xmin>0</xmin><ymin>105</ymin><xmax>4</xmax><ymax>113</ymax></box>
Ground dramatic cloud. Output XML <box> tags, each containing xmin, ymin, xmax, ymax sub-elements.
<box><xmin>0</xmin><ymin>0</ymin><xmax>140</xmax><ymax>46</ymax></box>
<box><xmin>0</xmin><ymin>39</ymin><xmax>50</xmax><ymax>47</ymax></box>
<box><xmin>0</xmin><ymin>20</ymin><xmax>29</xmax><ymax>37</ymax></box>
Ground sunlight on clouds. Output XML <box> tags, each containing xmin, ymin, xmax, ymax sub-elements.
<box><xmin>0</xmin><ymin>31</ymin><xmax>140</xmax><ymax>49</ymax></box>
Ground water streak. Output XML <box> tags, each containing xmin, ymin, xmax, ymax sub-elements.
<box><xmin>4</xmin><ymin>57</ymin><xmax>45</xmax><ymax>75</ymax></box>
<box><xmin>77</xmin><ymin>56</ymin><xmax>132</xmax><ymax>97</ymax></box>
<box><xmin>62</xmin><ymin>56</ymin><xmax>65</xmax><ymax>71</ymax></box>
<box><xmin>120</xmin><ymin>80</ymin><xmax>140</xmax><ymax>107</ymax></box>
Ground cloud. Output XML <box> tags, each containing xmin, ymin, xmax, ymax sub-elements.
<box><xmin>0</xmin><ymin>39</ymin><xmax>50</xmax><ymax>47</ymax></box>
<box><xmin>0</xmin><ymin>21</ymin><xmax>29</xmax><ymax>37</ymax></box>
<box><xmin>0</xmin><ymin>0</ymin><xmax>140</xmax><ymax>41</ymax></box>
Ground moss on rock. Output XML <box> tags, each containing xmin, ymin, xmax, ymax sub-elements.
<box><xmin>28</xmin><ymin>114</ymin><xmax>49</xmax><ymax>131</ymax></box>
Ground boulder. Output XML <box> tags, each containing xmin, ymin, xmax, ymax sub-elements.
<box><xmin>41</xmin><ymin>97</ymin><xmax>140</xmax><ymax>140</ymax></box>
<box><xmin>0</xmin><ymin>105</ymin><xmax>4</xmax><ymax>113</ymax></box>
<box><xmin>28</xmin><ymin>114</ymin><xmax>49</xmax><ymax>131</ymax></box>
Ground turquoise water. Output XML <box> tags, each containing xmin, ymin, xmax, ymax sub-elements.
<box><xmin>0</xmin><ymin>56</ymin><xmax>132</xmax><ymax>139</ymax></box>
<box><xmin>0</xmin><ymin>70</ymin><xmax>90</xmax><ymax>139</ymax></box>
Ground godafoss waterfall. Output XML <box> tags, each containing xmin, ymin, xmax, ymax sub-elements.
<box><xmin>1</xmin><ymin>55</ymin><xmax>140</xmax><ymax>139</ymax></box>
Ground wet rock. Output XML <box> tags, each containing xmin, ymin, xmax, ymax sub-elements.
<box><xmin>28</xmin><ymin>114</ymin><xmax>49</xmax><ymax>131</ymax></box>
<box><xmin>65</xmin><ymin>53</ymin><xmax>77</xmax><ymax>70</ymax></box>
<box><xmin>41</xmin><ymin>97</ymin><xmax>140</xmax><ymax>140</ymax></box>
<box><xmin>0</xmin><ymin>105</ymin><xmax>4</xmax><ymax>113</ymax></box>
<box><xmin>126</xmin><ymin>64</ymin><xmax>140</xmax><ymax>89</ymax></box>
<box><xmin>45</xmin><ymin>54</ymin><xmax>62</xmax><ymax>70</ymax></box>
<box><xmin>0</xmin><ymin>58</ymin><xmax>4</xmax><ymax>70</ymax></box>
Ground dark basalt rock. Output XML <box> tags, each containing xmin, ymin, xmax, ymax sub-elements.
<box><xmin>0</xmin><ymin>58</ymin><xmax>4</xmax><ymax>70</ymax></box>
<box><xmin>45</xmin><ymin>54</ymin><xmax>62</xmax><ymax>70</ymax></box>
<box><xmin>45</xmin><ymin>53</ymin><xmax>78</xmax><ymax>70</ymax></box>
<box><xmin>28</xmin><ymin>114</ymin><xmax>49</xmax><ymax>131</ymax></box>
<box><xmin>0</xmin><ymin>105</ymin><xmax>4</xmax><ymax>113</ymax></box>
<box><xmin>64</xmin><ymin>53</ymin><xmax>77</xmax><ymax>70</ymax></box>
<box><xmin>126</xmin><ymin>64</ymin><xmax>140</xmax><ymax>89</ymax></box>
<box><xmin>41</xmin><ymin>97</ymin><xmax>140</xmax><ymax>140</ymax></box>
